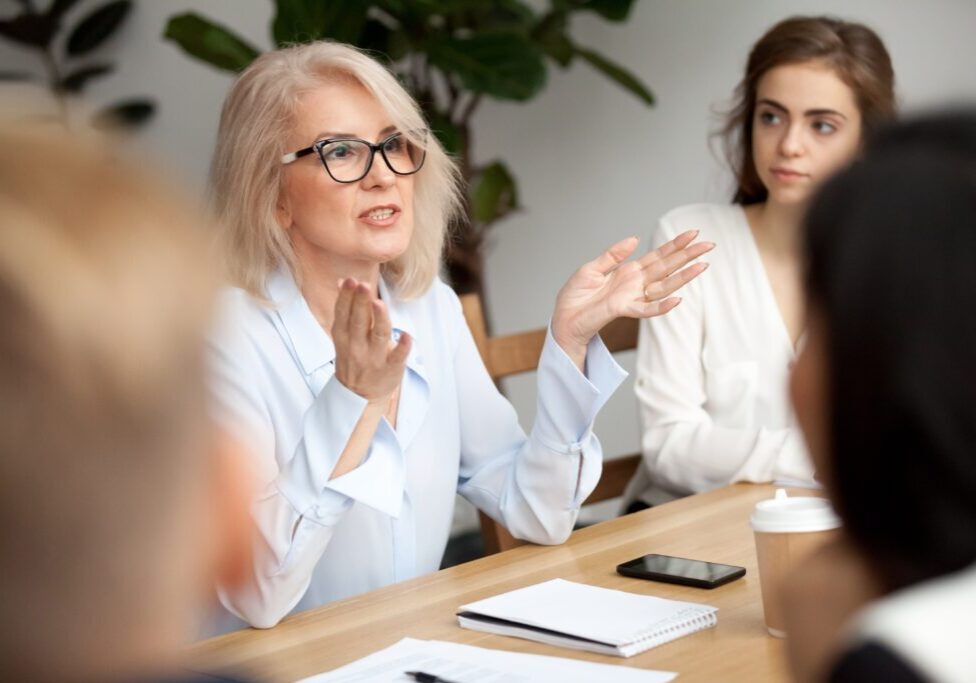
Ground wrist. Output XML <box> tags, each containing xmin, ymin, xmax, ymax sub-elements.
<box><xmin>366</xmin><ymin>393</ymin><xmax>393</xmax><ymax>409</ymax></box>
<box><xmin>551</xmin><ymin>320</ymin><xmax>588</xmax><ymax>355</ymax></box>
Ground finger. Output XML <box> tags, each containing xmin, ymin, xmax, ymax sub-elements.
<box><xmin>644</xmin><ymin>229</ymin><xmax>699</xmax><ymax>262</ymax></box>
<box><xmin>370</xmin><ymin>300</ymin><xmax>392</xmax><ymax>347</ymax></box>
<box><xmin>646</xmin><ymin>296</ymin><xmax>682</xmax><ymax>317</ymax></box>
<box><xmin>388</xmin><ymin>331</ymin><xmax>412</xmax><ymax>367</ymax></box>
<box><xmin>631</xmin><ymin>296</ymin><xmax>682</xmax><ymax>319</ymax></box>
<box><xmin>333</xmin><ymin>278</ymin><xmax>356</xmax><ymax>336</ymax></box>
<box><xmin>588</xmin><ymin>236</ymin><xmax>639</xmax><ymax>275</ymax></box>
<box><xmin>642</xmin><ymin>262</ymin><xmax>709</xmax><ymax>301</ymax></box>
<box><xmin>638</xmin><ymin>232</ymin><xmax>713</xmax><ymax>269</ymax></box>
<box><xmin>348</xmin><ymin>283</ymin><xmax>373</xmax><ymax>337</ymax></box>
<box><xmin>642</xmin><ymin>239</ymin><xmax>714</xmax><ymax>279</ymax></box>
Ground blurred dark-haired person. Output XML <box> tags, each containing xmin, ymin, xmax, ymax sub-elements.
<box><xmin>0</xmin><ymin>126</ymin><xmax>252</xmax><ymax>683</ymax></box>
<box><xmin>784</xmin><ymin>109</ymin><xmax>976</xmax><ymax>683</ymax></box>
<box><xmin>625</xmin><ymin>16</ymin><xmax>897</xmax><ymax>509</ymax></box>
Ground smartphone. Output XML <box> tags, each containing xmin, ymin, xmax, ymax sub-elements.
<box><xmin>616</xmin><ymin>553</ymin><xmax>746</xmax><ymax>589</ymax></box>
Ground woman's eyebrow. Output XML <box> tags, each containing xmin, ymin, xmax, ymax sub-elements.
<box><xmin>757</xmin><ymin>98</ymin><xmax>847</xmax><ymax>120</ymax></box>
<box><xmin>804</xmin><ymin>108</ymin><xmax>847</xmax><ymax>120</ymax></box>
<box><xmin>757</xmin><ymin>98</ymin><xmax>788</xmax><ymax>113</ymax></box>
<box><xmin>313</xmin><ymin>126</ymin><xmax>398</xmax><ymax>141</ymax></box>
<box><xmin>313</xmin><ymin>131</ymin><xmax>356</xmax><ymax>140</ymax></box>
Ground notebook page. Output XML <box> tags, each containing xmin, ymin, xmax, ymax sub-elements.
<box><xmin>458</xmin><ymin>578</ymin><xmax>716</xmax><ymax>646</ymax></box>
<box><xmin>297</xmin><ymin>637</ymin><xmax>677</xmax><ymax>682</ymax></box>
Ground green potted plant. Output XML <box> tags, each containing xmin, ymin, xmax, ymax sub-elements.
<box><xmin>0</xmin><ymin>0</ymin><xmax>154</xmax><ymax>129</ymax></box>
<box><xmin>164</xmin><ymin>0</ymin><xmax>653</xmax><ymax>301</ymax></box>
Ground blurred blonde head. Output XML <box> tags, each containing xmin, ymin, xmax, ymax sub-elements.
<box><xmin>211</xmin><ymin>41</ymin><xmax>463</xmax><ymax>300</ymax></box>
<box><xmin>0</xmin><ymin>125</ymin><xmax>219</xmax><ymax>681</ymax></box>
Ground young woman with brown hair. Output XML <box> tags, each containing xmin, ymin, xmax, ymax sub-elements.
<box><xmin>625</xmin><ymin>16</ymin><xmax>896</xmax><ymax>509</ymax></box>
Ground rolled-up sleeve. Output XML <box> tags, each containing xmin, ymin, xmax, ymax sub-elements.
<box><xmin>209</xmin><ymin>297</ymin><xmax>400</xmax><ymax>629</ymax></box>
<box><xmin>455</xmin><ymin>297</ymin><xmax>626</xmax><ymax>544</ymax></box>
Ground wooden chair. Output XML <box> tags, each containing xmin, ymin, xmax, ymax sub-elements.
<box><xmin>460</xmin><ymin>293</ymin><xmax>643</xmax><ymax>555</ymax></box>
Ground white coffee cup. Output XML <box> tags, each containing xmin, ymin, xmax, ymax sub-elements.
<box><xmin>750</xmin><ymin>489</ymin><xmax>841</xmax><ymax>637</ymax></box>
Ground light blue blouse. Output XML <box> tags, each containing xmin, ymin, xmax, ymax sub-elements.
<box><xmin>208</xmin><ymin>268</ymin><xmax>626</xmax><ymax>631</ymax></box>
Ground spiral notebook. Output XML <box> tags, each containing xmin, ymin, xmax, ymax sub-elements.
<box><xmin>457</xmin><ymin>578</ymin><xmax>717</xmax><ymax>658</ymax></box>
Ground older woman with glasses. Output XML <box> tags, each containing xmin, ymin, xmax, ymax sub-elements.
<box><xmin>208</xmin><ymin>41</ymin><xmax>712</xmax><ymax>632</ymax></box>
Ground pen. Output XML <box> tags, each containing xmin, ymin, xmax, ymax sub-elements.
<box><xmin>405</xmin><ymin>671</ymin><xmax>461</xmax><ymax>683</ymax></box>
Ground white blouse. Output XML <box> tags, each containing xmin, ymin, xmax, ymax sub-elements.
<box><xmin>846</xmin><ymin>562</ymin><xmax>976</xmax><ymax>683</ymax></box>
<box><xmin>625</xmin><ymin>203</ymin><xmax>815</xmax><ymax>506</ymax></box>
<box><xmin>207</xmin><ymin>268</ymin><xmax>626</xmax><ymax>632</ymax></box>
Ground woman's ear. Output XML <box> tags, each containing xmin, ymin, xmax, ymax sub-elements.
<box><xmin>208</xmin><ymin>428</ymin><xmax>254</xmax><ymax>589</ymax></box>
<box><xmin>276</xmin><ymin>191</ymin><xmax>292</xmax><ymax>231</ymax></box>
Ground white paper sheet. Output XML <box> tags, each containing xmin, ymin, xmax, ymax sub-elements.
<box><xmin>297</xmin><ymin>637</ymin><xmax>677</xmax><ymax>683</ymax></box>
<box><xmin>773</xmin><ymin>477</ymin><xmax>823</xmax><ymax>490</ymax></box>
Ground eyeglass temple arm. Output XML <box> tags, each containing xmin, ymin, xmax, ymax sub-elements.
<box><xmin>281</xmin><ymin>146</ymin><xmax>317</xmax><ymax>165</ymax></box>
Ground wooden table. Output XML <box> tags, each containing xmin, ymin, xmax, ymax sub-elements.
<box><xmin>193</xmin><ymin>483</ymin><xmax>799</xmax><ymax>682</ymax></box>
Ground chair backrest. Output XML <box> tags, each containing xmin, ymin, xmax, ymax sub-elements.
<box><xmin>459</xmin><ymin>293</ymin><xmax>642</xmax><ymax>555</ymax></box>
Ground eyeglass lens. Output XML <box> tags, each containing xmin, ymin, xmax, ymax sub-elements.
<box><xmin>318</xmin><ymin>133</ymin><xmax>424</xmax><ymax>182</ymax></box>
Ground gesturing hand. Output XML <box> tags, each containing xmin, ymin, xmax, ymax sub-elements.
<box><xmin>332</xmin><ymin>278</ymin><xmax>411</xmax><ymax>404</ymax></box>
<box><xmin>551</xmin><ymin>230</ymin><xmax>714</xmax><ymax>367</ymax></box>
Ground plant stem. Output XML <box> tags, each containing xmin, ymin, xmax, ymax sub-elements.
<box><xmin>41</xmin><ymin>44</ymin><xmax>68</xmax><ymax>126</ymax></box>
<box><xmin>459</xmin><ymin>93</ymin><xmax>482</xmax><ymax>127</ymax></box>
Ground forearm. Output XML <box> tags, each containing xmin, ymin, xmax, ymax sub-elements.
<box><xmin>218</xmin><ymin>488</ymin><xmax>339</xmax><ymax>628</ymax></box>
<box><xmin>642</xmin><ymin>420</ymin><xmax>813</xmax><ymax>493</ymax></box>
<box><xmin>329</xmin><ymin>399</ymin><xmax>386</xmax><ymax>479</ymax></box>
<box><xmin>460</xmin><ymin>330</ymin><xmax>626</xmax><ymax>544</ymax></box>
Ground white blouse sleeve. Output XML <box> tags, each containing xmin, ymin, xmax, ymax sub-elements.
<box><xmin>452</xmin><ymin>294</ymin><xmax>628</xmax><ymax>543</ymax></box>
<box><xmin>208</xmin><ymin>299</ymin><xmax>404</xmax><ymax>628</ymax></box>
<box><xmin>634</xmin><ymin>218</ymin><xmax>813</xmax><ymax>495</ymax></box>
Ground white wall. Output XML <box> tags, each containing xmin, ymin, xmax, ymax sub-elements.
<box><xmin>4</xmin><ymin>0</ymin><xmax>975</xmax><ymax>530</ymax></box>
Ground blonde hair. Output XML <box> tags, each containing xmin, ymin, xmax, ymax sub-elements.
<box><xmin>0</xmin><ymin>125</ymin><xmax>216</xmax><ymax>681</ymax></box>
<box><xmin>211</xmin><ymin>41</ymin><xmax>463</xmax><ymax>300</ymax></box>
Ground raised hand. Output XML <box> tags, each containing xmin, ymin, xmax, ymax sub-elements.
<box><xmin>332</xmin><ymin>278</ymin><xmax>411</xmax><ymax>404</ymax></box>
<box><xmin>551</xmin><ymin>230</ymin><xmax>714</xmax><ymax>367</ymax></box>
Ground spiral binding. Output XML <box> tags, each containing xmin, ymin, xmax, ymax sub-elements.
<box><xmin>620</xmin><ymin>608</ymin><xmax>718</xmax><ymax>656</ymax></box>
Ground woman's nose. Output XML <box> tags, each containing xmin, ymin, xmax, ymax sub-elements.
<box><xmin>779</xmin><ymin>124</ymin><xmax>805</xmax><ymax>158</ymax></box>
<box><xmin>361</xmin><ymin>149</ymin><xmax>396</xmax><ymax>188</ymax></box>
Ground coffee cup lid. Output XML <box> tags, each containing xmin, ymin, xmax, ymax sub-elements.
<box><xmin>749</xmin><ymin>489</ymin><xmax>841</xmax><ymax>533</ymax></box>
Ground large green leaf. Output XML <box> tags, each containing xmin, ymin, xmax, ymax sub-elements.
<box><xmin>92</xmin><ymin>98</ymin><xmax>155</xmax><ymax>130</ymax></box>
<box><xmin>66</xmin><ymin>0</ymin><xmax>132</xmax><ymax>56</ymax></box>
<box><xmin>164</xmin><ymin>13</ymin><xmax>260</xmax><ymax>73</ymax></box>
<box><xmin>427</xmin><ymin>31</ymin><xmax>546</xmax><ymax>102</ymax></box>
<box><xmin>438</xmin><ymin>0</ymin><xmax>536</xmax><ymax>32</ymax></box>
<box><xmin>272</xmin><ymin>0</ymin><xmax>368</xmax><ymax>46</ymax></box>
<box><xmin>575</xmin><ymin>0</ymin><xmax>635</xmax><ymax>22</ymax></box>
<box><xmin>471</xmin><ymin>160</ymin><xmax>519</xmax><ymax>224</ymax></box>
<box><xmin>48</xmin><ymin>0</ymin><xmax>83</xmax><ymax>22</ymax></box>
<box><xmin>59</xmin><ymin>63</ymin><xmax>113</xmax><ymax>92</ymax></box>
<box><xmin>358</xmin><ymin>18</ymin><xmax>410</xmax><ymax>62</ymax></box>
<box><xmin>0</xmin><ymin>12</ymin><xmax>60</xmax><ymax>49</ymax></box>
<box><xmin>532</xmin><ymin>10</ymin><xmax>573</xmax><ymax>67</ymax></box>
<box><xmin>574</xmin><ymin>45</ymin><xmax>654</xmax><ymax>106</ymax></box>
<box><xmin>426</xmin><ymin>110</ymin><xmax>463</xmax><ymax>156</ymax></box>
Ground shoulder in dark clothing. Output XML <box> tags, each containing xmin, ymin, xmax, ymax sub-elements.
<box><xmin>830</xmin><ymin>641</ymin><xmax>930</xmax><ymax>683</ymax></box>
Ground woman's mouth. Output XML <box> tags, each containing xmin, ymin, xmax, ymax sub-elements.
<box><xmin>359</xmin><ymin>206</ymin><xmax>401</xmax><ymax>226</ymax></box>
<box><xmin>770</xmin><ymin>168</ymin><xmax>808</xmax><ymax>182</ymax></box>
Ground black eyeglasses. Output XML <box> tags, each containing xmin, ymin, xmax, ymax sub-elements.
<box><xmin>280</xmin><ymin>130</ymin><xmax>427</xmax><ymax>183</ymax></box>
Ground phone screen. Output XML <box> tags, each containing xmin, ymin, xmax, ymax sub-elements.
<box><xmin>617</xmin><ymin>554</ymin><xmax>745</xmax><ymax>587</ymax></box>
